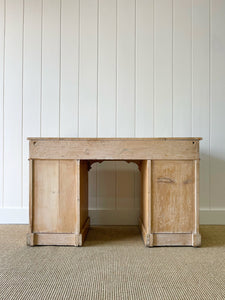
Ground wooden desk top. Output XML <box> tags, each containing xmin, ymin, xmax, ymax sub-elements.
<box><xmin>28</xmin><ymin>137</ymin><xmax>202</xmax><ymax>141</ymax></box>
<box><xmin>28</xmin><ymin>137</ymin><xmax>201</xmax><ymax>160</ymax></box>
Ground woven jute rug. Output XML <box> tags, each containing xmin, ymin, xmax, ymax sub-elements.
<box><xmin>0</xmin><ymin>225</ymin><xmax>225</xmax><ymax>299</ymax></box>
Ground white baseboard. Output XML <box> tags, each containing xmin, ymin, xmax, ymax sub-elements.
<box><xmin>0</xmin><ymin>208</ymin><xmax>29</xmax><ymax>224</ymax></box>
<box><xmin>200</xmin><ymin>210</ymin><xmax>225</xmax><ymax>225</ymax></box>
<box><xmin>89</xmin><ymin>209</ymin><xmax>140</xmax><ymax>225</ymax></box>
<box><xmin>0</xmin><ymin>208</ymin><xmax>225</xmax><ymax>225</ymax></box>
<box><xmin>90</xmin><ymin>209</ymin><xmax>225</xmax><ymax>225</ymax></box>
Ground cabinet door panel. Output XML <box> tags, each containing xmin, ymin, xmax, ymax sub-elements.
<box><xmin>33</xmin><ymin>160</ymin><xmax>77</xmax><ymax>233</ymax></box>
<box><xmin>152</xmin><ymin>160</ymin><xmax>194</xmax><ymax>233</ymax></box>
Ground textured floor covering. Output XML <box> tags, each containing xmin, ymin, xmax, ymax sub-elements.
<box><xmin>0</xmin><ymin>225</ymin><xmax>225</xmax><ymax>300</ymax></box>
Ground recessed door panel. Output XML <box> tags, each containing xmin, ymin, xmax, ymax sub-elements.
<box><xmin>33</xmin><ymin>160</ymin><xmax>77</xmax><ymax>233</ymax></box>
<box><xmin>152</xmin><ymin>160</ymin><xmax>194</xmax><ymax>233</ymax></box>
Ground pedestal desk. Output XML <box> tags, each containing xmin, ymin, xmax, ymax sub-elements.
<box><xmin>27</xmin><ymin>137</ymin><xmax>202</xmax><ymax>247</ymax></box>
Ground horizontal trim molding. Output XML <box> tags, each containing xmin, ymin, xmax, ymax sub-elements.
<box><xmin>0</xmin><ymin>208</ymin><xmax>29</xmax><ymax>224</ymax></box>
<box><xmin>200</xmin><ymin>210</ymin><xmax>225</xmax><ymax>225</ymax></box>
<box><xmin>90</xmin><ymin>209</ymin><xmax>225</xmax><ymax>226</ymax></box>
<box><xmin>89</xmin><ymin>209</ymin><xmax>140</xmax><ymax>226</ymax></box>
<box><xmin>1</xmin><ymin>208</ymin><xmax>225</xmax><ymax>225</ymax></box>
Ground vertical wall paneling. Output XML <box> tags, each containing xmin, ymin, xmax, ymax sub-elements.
<box><xmin>97</xmin><ymin>161</ymin><xmax>116</xmax><ymax>210</ymax></box>
<box><xmin>173</xmin><ymin>0</ymin><xmax>192</xmax><ymax>136</ymax></box>
<box><xmin>1</xmin><ymin>0</ymin><xmax>225</xmax><ymax>224</ymax></box>
<box><xmin>60</xmin><ymin>0</ymin><xmax>79</xmax><ymax>137</ymax></box>
<box><xmin>116</xmin><ymin>0</ymin><xmax>136</xmax><ymax>221</ymax></box>
<box><xmin>154</xmin><ymin>0</ymin><xmax>173</xmax><ymax>137</ymax></box>
<box><xmin>98</xmin><ymin>0</ymin><xmax>116</xmax><ymax>137</ymax></box>
<box><xmin>23</xmin><ymin>0</ymin><xmax>42</xmax><ymax>208</ymax></box>
<box><xmin>136</xmin><ymin>0</ymin><xmax>154</xmax><ymax>137</ymax></box>
<box><xmin>4</xmin><ymin>0</ymin><xmax>23</xmax><ymax>207</ymax></box>
<box><xmin>79</xmin><ymin>0</ymin><xmax>98</xmax><ymax>223</ymax></box>
<box><xmin>116</xmin><ymin>161</ymin><xmax>135</xmax><ymax>209</ymax></box>
<box><xmin>192</xmin><ymin>0</ymin><xmax>210</xmax><ymax>209</ymax></box>
<box><xmin>41</xmin><ymin>0</ymin><xmax>60</xmax><ymax>137</ymax></box>
<box><xmin>95</xmin><ymin>0</ymin><xmax>117</xmax><ymax>213</ymax></box>
<box><xmin>210</xmin><ymin>0</ymin><xmax>225</xmax><ymax>209</ymax></box>
<box><xmin>0</xmin><ymin>0</ymin><xmax>4</xmax><ymax>207</ymax></box>
<box><xmin>79</xmin><ymin>0</ymin><xmax>98</xmax><ymax>137</ymax></box>
<box><xmin>117</xmin><ymin>0</ymin><xmax>135</xmax><ymax>137</ymax></box>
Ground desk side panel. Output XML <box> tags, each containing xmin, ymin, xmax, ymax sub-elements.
<box><xmin>80</xmin><ymin>160</ymin><xmax>89</xmax><ymax>230</ymax></box>
<box><xmin>140</xmin><ymin>160</ymin><xmax>150</xmax><ymax>233</ymax></box>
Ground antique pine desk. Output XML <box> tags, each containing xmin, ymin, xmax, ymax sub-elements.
<box><xmin>27</xmin><ymin>137</ymin><xmax>202</xmax><ymax>247</ymax></box>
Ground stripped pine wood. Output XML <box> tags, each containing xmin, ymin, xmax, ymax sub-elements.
<box><xmin>75</xmin><ymin>160</ymin><xmax>80</xmax><ymax>235</ymax></box>
<box><xmin>194</xmin><ymin>160</ymin><xmax>200</xmax><ymax>234</ymax></box>
<box><xmin>33</xmin><ymin>160</ymin><xmax>59</xmax><ymax>233</ymax></box>
<box><xmin>80</xmin><ymin>160</ymin><xmax>89</xmax><ymax>232</ymax></box>
<box><xmin>140</xmin><ymin>161</ymin><xmax>150</xmax><ymax>234</ymax></box>
<box><xmin>32</xmin><ymin>233</ymin><xmax>78</xmax><ymax>246</ymax></box>
<box><xmin>80</xmin><ymin>217</ymin><xmax>90</xmax><ymax>246</ymax></box>
<box><xmin>139</xmin><ymin>160</ymin><xmax>152</xmax><ymax>246</ymax></box>
<box><xmin>29</xmin><ymin>159</ymin><xmax>33</xmax><ymax>234</ymax></box>
<box><xmin>32</xmin><ymin>160</ymin><xmax>77</xmax><ymax>233</ymax></box>
<box><xmin>152</xmin><ymin>160</ymin><xmax>194</xmax><ymax>233</ymax></box>
<box><xmin>138</xmin><ymin>217</ymin><xmax>150</xmax><ymax>247</ymax></box>
<box><xmin>58</xmin><ymin>160</ymin><xmax>77</xmax><ymax>233</ymax></box>
<box><xmin>29</xmin><ymin>138</ymin><xmax>201</xmax><ymax>160</ymax></box>
<box><xmin>28</xmin><ymin>138</ymin><xmax>201</xmax><ymax>247</ymax></box>
<box><xmin>152</xmin><ymin>233</ymin><xmax>192</xmax><ymax>246</ymax></box>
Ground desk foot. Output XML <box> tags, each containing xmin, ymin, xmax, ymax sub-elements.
<box><xmin>137</xmin><ymin>222</ymin><xmax>201</xmax><ymax>247</ymax></box>
<box><xmin>27</xmin><ymin>233</ymin><xmax>34</xmax><ymax>246</ymax></box>
<box><xmin>80</xmin><ymin>217</ymin><xmax>90</xmax><ymax>246</ymax></box>
<box><xmin>26</xmin><ymin>233</ymin><xmax>83</xmax><ymax>246</ymax></box>
<box><xmin>138</xmin><ymin>218</ymin><xmax>153</xmax><ymax>247</ymax></box>
<box><xmin>150</xmin><ymin>233</ymin><xmax>201</xmax><ymax>247</ymax></box>
<box><xmin>26</xmin><ymin>217</ymin><xmax>90</xmax><ymax>247</ymax></box>
<box><xmin>192</xmin><ymin>233</ymin><xmax>201</xmax><ymax>247</ymax></box>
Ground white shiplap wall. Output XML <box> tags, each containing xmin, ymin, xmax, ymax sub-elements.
<box><xmin>0</xmin><ymin>0</ymin><xmax>225</xmax><ymax>225</ymax></box>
